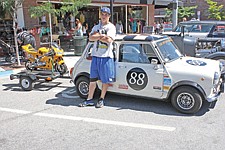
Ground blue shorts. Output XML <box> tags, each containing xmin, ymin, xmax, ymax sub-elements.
<box><xmin>90</xmin><ymin>56</ymin><xmax>115</xmax><ymax>84</ymax></box>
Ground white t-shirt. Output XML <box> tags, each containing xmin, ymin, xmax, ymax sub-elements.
<box><xmin>90</xmin><ymin>22</ymin><xmax>116</xmax><ymax>58</ymax></box>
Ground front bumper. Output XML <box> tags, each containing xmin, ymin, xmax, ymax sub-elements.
<box><xmin>207</xmin><ymin>74</ymin><xmax>225</xmax><ymax>102</ymax></box>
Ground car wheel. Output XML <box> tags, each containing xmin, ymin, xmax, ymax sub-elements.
<box><xmin>19</xmin><ymin>76</ymin><xmax>34</xmax><ymax>91</ymax></box>
<box><xmin>75</xmin><ymin>76</ymin><xmax>89</xmax><ymax>99</ymax></box>
<box><xmin>171</xmin><ymin>86</ymin><xmax>202</xmax><ymax>114</ymax></box>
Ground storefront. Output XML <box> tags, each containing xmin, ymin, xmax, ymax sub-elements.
<box><xmin>34</xmin><ymin>0</ymin><xmax>172</xmax><ymax>34</ymax></box>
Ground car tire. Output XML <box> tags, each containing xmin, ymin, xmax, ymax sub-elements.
<box><xmin>171</xmin><ymin>86</ymin><xmax>202</xmax><ymax>114</ymax></box>
<box><xmin>75</xmin><ymin>76</ymin><xmax>90</xmax><ymax>99</ymax></box>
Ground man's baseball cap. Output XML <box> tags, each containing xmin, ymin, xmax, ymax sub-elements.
<box><xmin>101</xmin><ymin>7</ymin><xmax>111</xmax><ymax>15</ymax></box>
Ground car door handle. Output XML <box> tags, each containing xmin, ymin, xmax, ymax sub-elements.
<box><xmin>118</xmin><ymin>65</ymin><xmax>127</xmax><ymax>68</ymax></box>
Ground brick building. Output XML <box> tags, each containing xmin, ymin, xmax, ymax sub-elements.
<box><xmin>181</xmin><ymin>0</ymin><xmax>225</xmax><ymax>20</ymax></box>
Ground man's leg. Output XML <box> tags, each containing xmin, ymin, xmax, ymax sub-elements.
<box><xmin>87</xmin><ymin>81</ymin><xmax>97</xmax><ymax>100</ymax></box>
<box><xmin>100</xmin><ymin>83</ymin><xmax>109</xmax><ymax>99</ymax></box>
<box><xmin>96</xmin><ymin>83</ymin><xmax>109</xmax><ymax>108</ymax></box>
<box><xmin>78</xmin><ymin>81</ymin><xmax>96</xmax><ymax>107</ymax></box>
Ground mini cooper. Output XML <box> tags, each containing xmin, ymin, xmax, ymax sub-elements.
<box><xmin>70</xmin><ymin>34</ymin><xmax>225</xmax><ymax>114</ymax></box>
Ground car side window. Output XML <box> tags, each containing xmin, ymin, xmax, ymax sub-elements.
<box><xmin>85</xmin><ymin>43</ymin><xmax>94</xmax><ymax>60</ymax></box>
<box><xmin>213</xmin><ymin>25</ymin><xmax>225</xmax><ymax>37</ymax></box>
<box><xmin>119</xmin><ymin>43</ymin><xmax>155</xmax><ymax>64</ymax></box>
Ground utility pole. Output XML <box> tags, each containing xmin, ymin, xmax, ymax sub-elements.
<box><xmin>172</xmin><ymin>0</ymin><xmax>178</xmax><ymax>28</ymax></box>
<box><xmin>110</xmin><ymin>0</ymin><xmax>113</xmax><ymax>23</ymax></box>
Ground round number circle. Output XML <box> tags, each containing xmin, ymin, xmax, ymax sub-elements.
<box><xmin>186</xmin><ymin>60</ymin><xmax>207</xmax><ymax>66</ymax></box>
<box><xmin>126</xmin><ymin>68</ymin><xmax>148</xmax><ymax>91</ymax></box>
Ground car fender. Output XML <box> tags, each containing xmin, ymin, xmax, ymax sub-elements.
<box><xmin>74</xmin><ymin>72</ymin><xmax>90</xmax><ymax>85</ymax></box>
<box><xmin>205</xmin><ymin>52</ymin><xmax>225</xmax><ymax>60</ymax></box>
<box><xmin>167</xmin><ymin>80</ymin><xmax>206</xmax><ymax>100</ymax></box>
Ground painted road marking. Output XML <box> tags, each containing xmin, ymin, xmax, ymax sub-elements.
<box><xmin>0</xmin><ymin>107</ymin><xmax>176</xmax><ymax>132</ymax></box>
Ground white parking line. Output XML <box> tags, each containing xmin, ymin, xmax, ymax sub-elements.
<box><xmin>0</xmin><ymin>107</ymin><xmax>176</xmax><ymax>132</ymax></box>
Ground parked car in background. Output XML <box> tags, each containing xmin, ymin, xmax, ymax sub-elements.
<box><xmin>70</xmin><ymin>34</ymin><xmax>225</xmax><ymax>114</ymax></box>
<box><xmin>162</xmin><ymin>21</ymin><xmax>225</xmax><ymax>64</ymax></box>
<box><xmin>163</xmin><ymin>23</ymin><xmax>173</xmax><ymax>32</ymax></box>
<box><xmin>164</xmin><ymin>20</ymin><xmax>225</xmax><ymax>39</ymax></box>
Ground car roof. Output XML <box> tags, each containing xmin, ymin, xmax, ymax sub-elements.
<box><xmin>114</xmin><ymin>34</ymin><xmax>166</xmax><ymax>42</ymax></box>
<box><xmin>179</xmin><ymin>20</ymin><xmax>225</xmax><ymax>25</ymax></box>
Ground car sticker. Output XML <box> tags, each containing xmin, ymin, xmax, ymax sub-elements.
<box><xmin>186</xmin><ymin>60</ymin><xmax>207</xmax><ymax>66</ymax></box>
<box><xmin>153</xmin><ymin>86</ymin><xmax>161</xmax><ymax>90</ymax></box>
<box><xmin>163</xmin><ymin>74</ymin><xmax>171</xmax><ymax>91</ymax></box>
<box><xmin>126</xmin><ymin>68</ymin><xmax>148</xmax><ymax>91</ymax></box>
<box><xmin>118</xmin><ymin>84</ymin><xmax>128</xmax><ymax>89</ymax></box>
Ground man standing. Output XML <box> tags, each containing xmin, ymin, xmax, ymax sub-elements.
<box><xmin>79</xmin><ymin>7</ymin><xmax>116</xmax><ymax>108</ymax></box>
<box><xmin>17</xmin><ymin>27</ymin><xmax>36</xmax><ymax>49</ymax></box>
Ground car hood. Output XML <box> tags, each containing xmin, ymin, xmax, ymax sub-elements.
<box><xmin>162</xmin><ymin>31</ymin><xmax>208</xmax><ymax>38</ymax></box>
<box><xmin>165</xmin><ymin>56</ymin><xmax>221</xmax><ymax>80</ymax></box>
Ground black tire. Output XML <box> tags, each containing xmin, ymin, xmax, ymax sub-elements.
<box><xmin>55</xmin><ymin>63</ymin><xmax>68</xmax><ymax>75</ymax></box>
<box><xmin>75</xmin><ymin>76</ymin><xmax>90</xmax><ymax>99</ymax></box>
<box><xmin>171</xmin><ymin>86</ymin><xmax>203</xmax><ymax>114</ymax></box>
<box><xmin>5</xmin><ymin>55</ymin><xmax>12</xmax><ymax>62</ymax></box>
<box><xmin>19</xmin><ymin>76</ymin><xmax>34</xmax><ymax>91</ymax></box>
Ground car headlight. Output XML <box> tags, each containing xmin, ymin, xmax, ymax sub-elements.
<box><xmin>213</xmin><ymin>72</ymin><xmax>220</xmax><ymax>85</ymax></box>
<box><xmin>220</xmin><ymin>39</ymin><xmax>225</xmax><ymax>48</ymax></box>
<box><xmin>219</xmin><ymin>62</ymin><xmax>224</xmax><ymax>72</ymax></box>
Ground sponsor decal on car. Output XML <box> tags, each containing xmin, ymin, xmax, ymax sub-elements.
<box><xmin>163</xmin><ymin>74</ymin><xmax>171</xmax><ymax>91</ymax></box>
<box><xmin>118</xmin><ymin>84</ymin><xmax>128</xmax><ymax>89</ymax></box>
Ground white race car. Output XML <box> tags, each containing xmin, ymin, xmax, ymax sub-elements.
<box><xmin>70</xmin><ymin>34</ymin><xmax>225</xmax><ymax>114</ymax></box>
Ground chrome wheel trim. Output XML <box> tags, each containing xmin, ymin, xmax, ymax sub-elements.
<box><xmin>79</xmin><ymin>81</ymin><xmax>89</xmax><ymax>96</ymax></box>
<box><xmin>177</xmin><ymin>92</ymin><xmax>195</xmax><ymax>110</ymax></box>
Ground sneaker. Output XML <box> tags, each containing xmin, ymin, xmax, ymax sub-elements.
<box><xmin>95</xmin><ymin>98</ymin><xmax>104</xmax><ymax>108</ymax></box>
<box><xmin>78</xmin><ymin>99</ymin><xmax>95</xmax><ymax>107</ymax></box>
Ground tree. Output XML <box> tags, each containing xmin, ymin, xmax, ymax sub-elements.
<box><xmin>0</xmin><ymin>0</ymin><xmax>24</xmax><ymax>66</ymax></box>
<box><xmin>29</xmin><ymin>0</ymin><xmax>91</xmax><ymax>44</ymax></box>
<box><xmin>165</xmin><ymin>6</ymin><xmax>197</xmax><ymax>22</ymax></box>
<box><xmin>29</xmin><ymin>0</ymin><xmax>91</xmax><ymax>18</ymax></box>
<box><xmin>206</xmin><ymin>0</ymin><xmax>225</xmax><ymax>20</ymax></box>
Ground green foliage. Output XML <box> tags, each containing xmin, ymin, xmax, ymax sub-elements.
<box><xmin>178</xmin><ymin>6</ymin><xmax>197</xmax><ymax>18</ymax></box>
<box><xmin>206</xmin><ymin>0</ymin><xmax>225</xmax><ymax>20</ymax></box>
<box><xmin>165</xmin><ymin>6</ymin><xmax>197</xmax><ymax>21</ymax></box>
<box><xmin>0</xmin><ymin>0</ymin><xmax>24</xmax><ymax>18</ymax></box>
<box><xmin>29</xmin><ymin>0</ymin><xmax>91</xmax><ymax>18</ymax></box>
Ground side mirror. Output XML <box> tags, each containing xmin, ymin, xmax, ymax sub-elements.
<box><xmin>151</xmin><ymin>58</ymin><xmax>158</xmax><ymax>65</ymax></box>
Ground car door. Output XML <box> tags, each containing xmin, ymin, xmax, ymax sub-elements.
<box><xmin>107</xmin><ymin>42</ymin><xmax>164</xmax><ymax>98</ymax></box>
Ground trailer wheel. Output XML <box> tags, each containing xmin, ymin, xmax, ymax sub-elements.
<box><xmin>19</xmin><ymin>76</ymin><xmax>34</xmax><ymax>91</ymax></box>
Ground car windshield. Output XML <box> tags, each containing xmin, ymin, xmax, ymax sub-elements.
<box><xmin>156</xmin><ymin>38</ymin><xmax>182</xmax><ymax>62</ymax></box>
<box><xmin>174</xmin><ymin>23</ymin><xmax>214</xmax><ymax>33</ymax></box>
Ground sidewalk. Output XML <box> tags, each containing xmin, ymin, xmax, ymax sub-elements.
<box><xmin>0</xmin><ymin>57</ymin><xmax>25</xmax><ymax>77</ymax></box>
<box><xmin>0</xmin><ymin>53</ymin><xmax>80</xmax><ymax>78</ymax></box>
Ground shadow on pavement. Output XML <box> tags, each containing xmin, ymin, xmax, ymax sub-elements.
<box><xmin>45</xmin><ymin>86</ymin><xmax>212</xmax><ymax>117</ymax></box>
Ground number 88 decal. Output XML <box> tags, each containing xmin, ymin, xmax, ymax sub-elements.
<box><xmin>126</xmin><ymin>68</ymin><xmax>148</xmax><ymax>91</ymax></box>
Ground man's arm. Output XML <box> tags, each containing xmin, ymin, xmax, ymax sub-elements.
<box><xmin>89</xmin><ymin>31</ymin><xmax>113</xmax><ymax>43</ymax></box>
